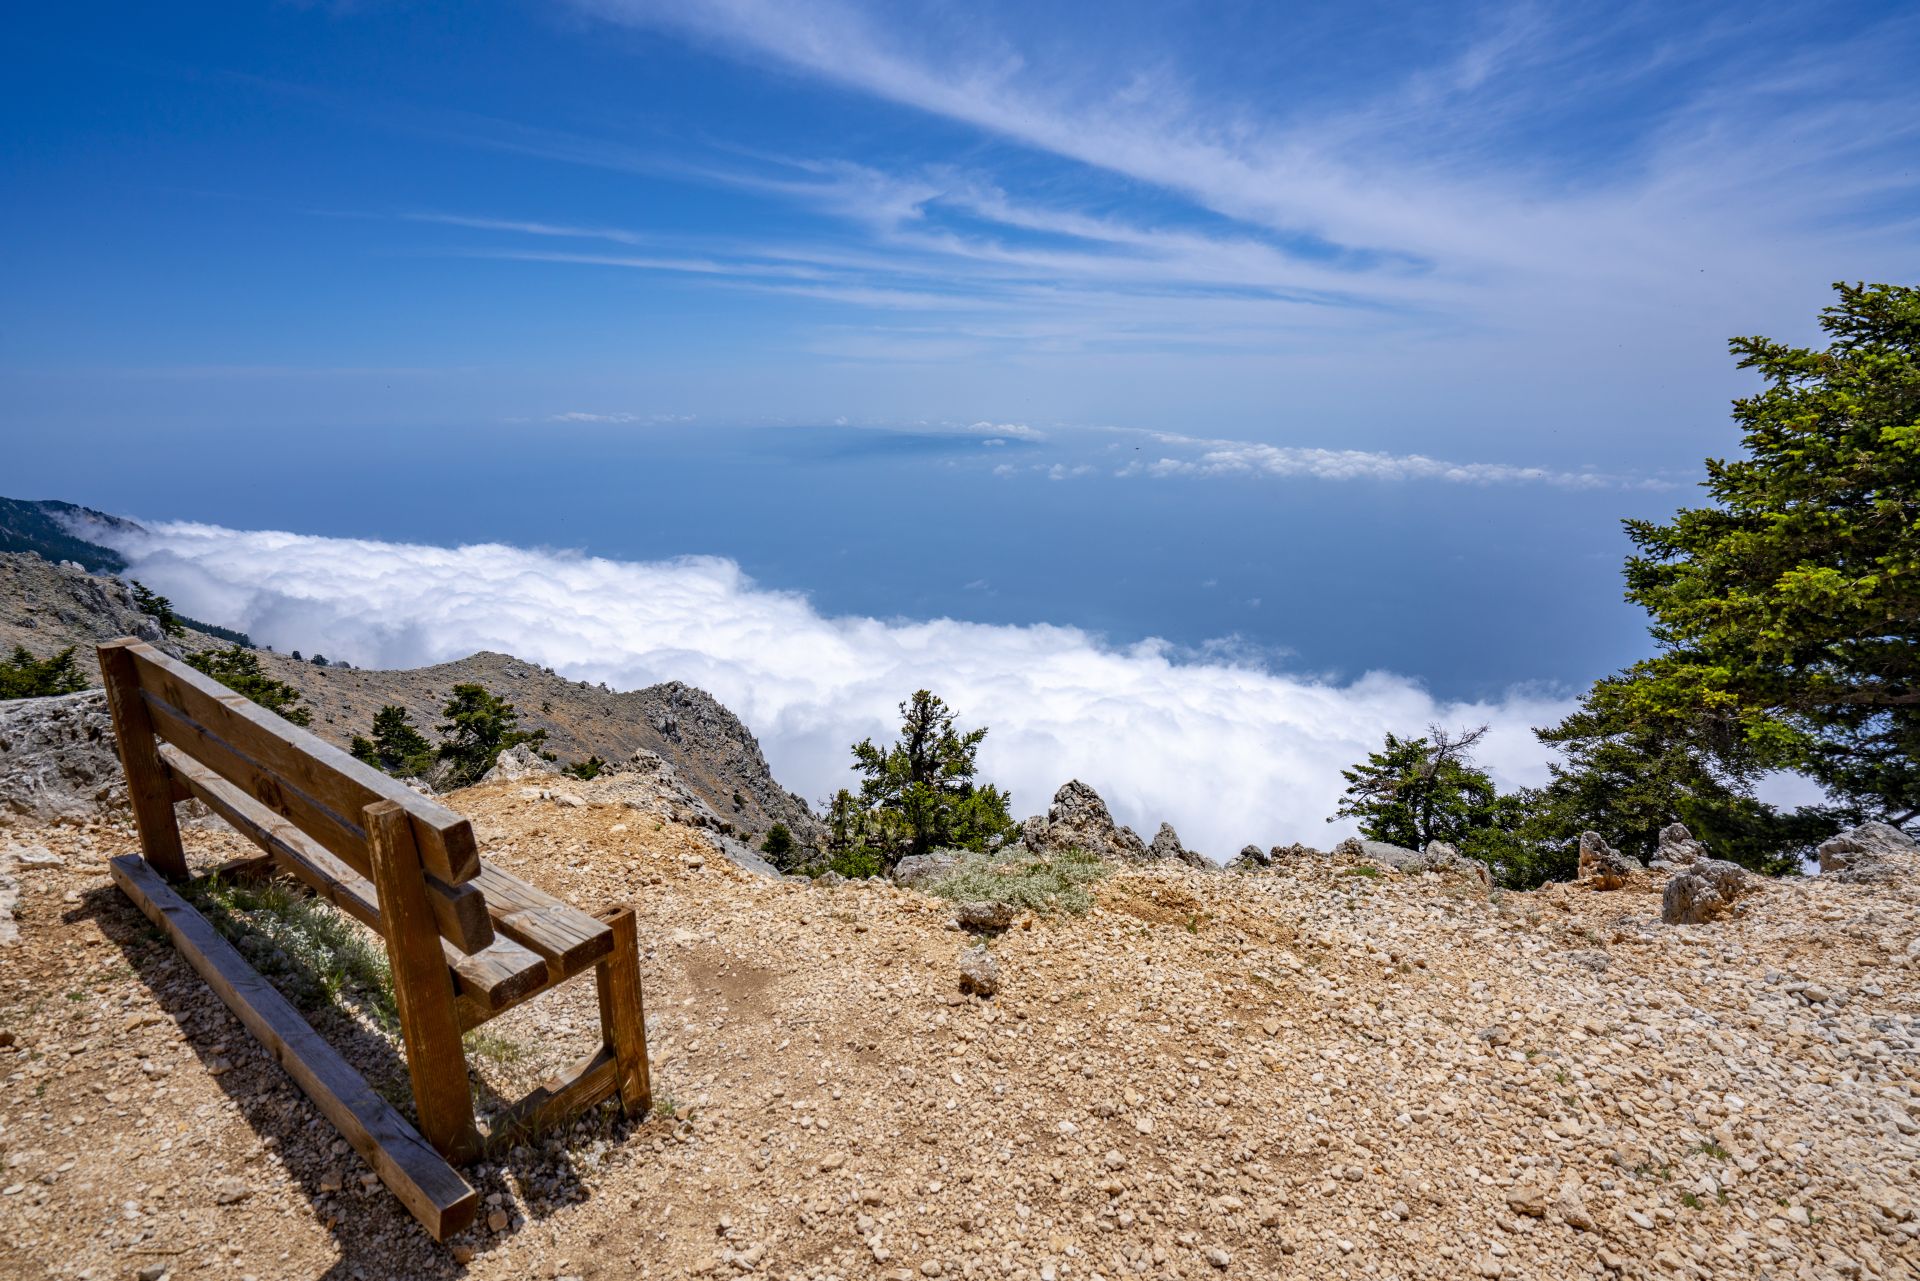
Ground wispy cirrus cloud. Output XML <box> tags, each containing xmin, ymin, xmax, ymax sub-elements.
<box><xmin>1127</xmin><ymin>433</ymin><xmax>1671</xmax><ymax>490</ymax></box>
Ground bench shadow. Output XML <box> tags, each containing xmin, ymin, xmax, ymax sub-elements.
<box><xmin>66</xmin><ymin>873</ymin><xmax>656</xmax><ymax>1278</ymax></box>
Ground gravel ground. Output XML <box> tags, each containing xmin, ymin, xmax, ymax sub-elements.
<box><xmin>3</xmin><ymin>781</ymin><xmax>1917</xmax><ymax>1281</ymax></box>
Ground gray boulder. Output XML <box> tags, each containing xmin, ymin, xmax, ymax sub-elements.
<box><xmin>1651</xmin><ymin>822</ymin><xmax>1708</xmax><ymax>868</ymax></box>
<box><xmin>1227</xmin><ymin>843</ymin><xmax>1271</xmax><ymax>871</ymax></box>
<box><xmin>1662</xmin><ymin>858</ymin><xmax>1748</xmax><ymax>925</ymax></box>
<box><xmin>480</xmin><ymin>742</ymin><xmax>561</xmax><ymax>783</ymax></box>
<box><xmin>1577</xmin><ymin>831</ymin><xmax>1637</xmax><ymax>891</ymax></box>
<box><xmin>0</xmin><ymin>691</ymin><xmax>126</xmax><ymax>825</ymax></box>
<box><xmin>1817</xmin><ymin>822</ymin><xmax>1918</xmax><ymax>881</ymax></box>
<box><xmin>953</xmin><ymin>900</ymin><xmax>1016</xmax><ymax>931</ymax></box>
<box><xmin>1022</xmin><ymin>780</ymin><xmax>1150</xmax><ymax>863</ymax></box>
<box><xmin>1334</xmin><ymin>836</ymin><xmax>1423</xmax><ymax>870</ymax></box>
<box><xmin>892</xmin><ymin>850</ymin><xmax>961</xmax><ymax>889</ymax></box>
<box><xmin>957</xmin><ymin>944</ymin><xmax>1001</xmax><ymax>997</ymax></box>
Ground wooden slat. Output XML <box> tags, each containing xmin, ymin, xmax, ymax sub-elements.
<box><xmin>160</xmin><ymin>743</ymin><xmax>495</xmax><ymax>955</ymax></box>
<box><xmin>596</xmin><ymin>907</ymin><xmax>651</xmax><ymax>1115</ymax></box>
<box><xmin>109</xmin><ymin>854</ymin><xmax>476</xmax><ymax>1241</ymax></box>
<box><xmin>367</xmin><ymin>803</ymin><xmax>481</xmax><ymax>1163</ymax></box>
<box><xmin>97</xmin><ymin>641</ymin><xmax>187</xmax><ymax>878</ymax></box>
<box><xmin>119</xmin><ymin>641</ymin><xmax>479</xmax><ymax>885</ymax></box>
<box><xmin>144</xmin><ymin>694</ymin><xmax>370</xmax><ymax>871</ymax></box>
<box><xmin>481</xmin><ymin>1046</ymin><xmax>617</xmax><ymax>1151</ymax></box>
<box><xmin>470</xmin><ymin>863</ymin><xmax>612</xmax><ymax>974</ymax></box>
<box><xmin>160</xmin><ymin>744</ymin><xmax>545</xmax><ymax>1009</ymax></box>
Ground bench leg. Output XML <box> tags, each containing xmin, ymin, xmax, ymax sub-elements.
<box><xmin>596</xmin><ymin>906</ymin><xmax>652</xmax><ymax>1117</ymax></box>
<box><xmin>99</xmin><ymin>641</ymin><xmax>188</xmax><ymax>879</ymax></box>
<box><xmin>367</xmin><ymin>801</ymin><xmax>482</xmax><ymax>1162</ymax></box>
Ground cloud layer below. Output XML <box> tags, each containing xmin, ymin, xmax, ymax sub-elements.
<box><xmin>108</xmin><ymin>521</ymin><xmax>1576</xmax><ymax>856</ymax></box>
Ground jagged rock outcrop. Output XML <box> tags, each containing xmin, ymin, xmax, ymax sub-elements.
<box><xmin>1022</xmin><ymin>781</ymin><xmax>1150</xmax><ymax>863</ymax></box>
<box><xmin>0</xmin><ymin>691</ymin><xmax>126</xmax><ymax>824</ymax></box>
<box><xmin>1577</xmin><ymin>831</ymin><xmax>1637</xmax><ymax>890</ymax></box>
<box><xmin>1818</xmin><ymin>822</ymin><xmax>1918</xmax><ymax>881</ymax></box>
<box><xmin>1268</xmin><ymin>842</ymin><xmax>1323</xmax><ymax>861</ymax></box>
<box><xmin>1148</xmin><ymin>822</ymin><xmax>1209</xmax><ymax>868</ymax></box>
<box><xmin>1662</xmin><ymin>858</ymin><xmax>1748</xmax><ymax>925</ymax></box>
<box><xmin>1650</xmin><ymin>822</ymin><xmax>1708</xmax><ymax>869</ymax></box>
<box><xmin>0</xmin><ymin>552</ymin><xmax>184</xmax><ymax>680</ymax></box>
<box><xmin>1228</xmin><ymin>844</ymin><xmax>1271</xmax><ymax>871</ymax></box>
<box><xmin>481</xmin><ymin>743</ymin><xmax>562</xmax><ymax>783</ymax></box>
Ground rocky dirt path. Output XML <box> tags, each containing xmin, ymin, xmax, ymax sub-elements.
<box><xmin>3</xmin><ymin>784</ymin><xmax>1918</xmax><ymax>1281</ymax></box>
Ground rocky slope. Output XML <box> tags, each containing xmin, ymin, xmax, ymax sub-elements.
<box><xmin>0</xmin><ymin>552</ymin><xmax>189</xmax><ymax>674</ymax></box>
<box><xmin>2</xmin><ymin>783</ymin><xmax>1917</xmax><ymax>1281</ymax></box>
<box><xmin>260</xmin><ymin>649</ymin><xmax>818</xmax><ymax>849</ymax></box>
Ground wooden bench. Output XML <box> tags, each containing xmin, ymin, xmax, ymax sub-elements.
<box><xmin>96</xmin><ymin>639</ymin><xmax>651</xmax><ymax>1241</ymax></box>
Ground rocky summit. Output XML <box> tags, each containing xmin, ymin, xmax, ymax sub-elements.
<box><xmin>3</xmin><ymin>710</ymin><xmax>1919</xmax><ymax>1281</ymax></box>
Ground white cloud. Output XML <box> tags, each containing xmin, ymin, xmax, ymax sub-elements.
<box><xmin>546</xmin><ymin>411</ymin><xmax>696</xmax><ymax>424</ymax></box>
<box><xmin>104</xmin><ymin>521</ymin><xmax>1575</xmax><ymax>859</ymax></box>
<box><xmin>1135</xmin><ymin>433</ymin><xmax>1666</xmax><ymax>489</ymax></box>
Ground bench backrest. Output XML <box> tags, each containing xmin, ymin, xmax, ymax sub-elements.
<box><xmin>98</xmin><ymin>639</ymin><xmax>493</xmax><ymax>952</ymax></box>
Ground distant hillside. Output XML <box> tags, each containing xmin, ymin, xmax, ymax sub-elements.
<box><xmin>264</xmin><ymin>649</ymin><xmax>819</xmax><ymax>848</ymax></box>
<box><xmin>0</xmin><ymin>498</ymin><xmax>134</xmax><ymax>574</ymax></box>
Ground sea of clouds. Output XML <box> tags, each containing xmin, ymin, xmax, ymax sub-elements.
<box><xmin>105</xmin><ymin>521</ymin><xmax>1580</xmax><ymax>857</ymax></box>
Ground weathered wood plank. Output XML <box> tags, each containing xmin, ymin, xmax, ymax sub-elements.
<box><xmin>119</xmin><ymin>641</ymin><xmax>479</xmax><ymax>884</ymax></box>
<box><xmin>482</xmin><ymin>1046</ymin><xmax>617</xmax><ymax>1151</ymax></box>
<box><xmin>470</xmin><ymin>863</ymin><xmax>612</xmax><ymax>974</ymax></box>
<box><xmin>97</xmin><ymin>641</ymin><xmax>187</xmax><ymax>878</ymax></box>
<box><xmin>367</xmin><ymin>802</ymin><xmax>481</xmax><ymax>1163</ymax></box>
<box><xmin>595</xmin><ymin>906</ymin><xmax>651</xmax><ymax>1116</ymax></box>
<box><xmin>159</xmin><ymin>743</ymin><xmax>495</xmax><ymax>955</ymax></box>
<box><xmin>108</xmin><ymin>854</ymin><xmax>476</xmax><ymax>1241</ymax></box>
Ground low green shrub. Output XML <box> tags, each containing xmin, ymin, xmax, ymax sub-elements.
<box><xmin>926</xmin><ymin>846</ymin><xmax>1109</xmax><ymax>915</ymax></box>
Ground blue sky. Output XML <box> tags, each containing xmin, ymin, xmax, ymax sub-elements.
<box><xmin>1</xmin><ymin>2</ymin><xmax>1914</xmax><ymax>841</ymax></box>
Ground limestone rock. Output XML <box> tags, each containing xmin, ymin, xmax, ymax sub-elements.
<box><xmin>0</xmin><ymin>690</ymin><xmax>126</xmax><ymax>825</ymax></box>
<box><xmin>956</xmin><ymin>944</ymin><xmax>1000</xmax><ymax>997</ymax></box>
<box><xmin>1148</xmin><ymin>822</ymin><xmax>1208</xmax><ymax>867</ymax></box>
<box><xmin>1022</xmin><ymin>781</ymin><xmax>1150</xmax><ymax>863</ymax></box>
<box><xmin>1227</xmin><ymin>844</ymin><xmax>1271</xmax><ymax>871</ymax></box>
<box><xmin>1578</xmin><ymin>831</ymin><xmax>1637</xmax><ymax>890</ymax></box>
<box><xmin>1662</xmin><ymin>858</ymin><xmax>1748</xmax><ymax>925</ymax></box>
<box><xmin>953</xmin><ymin>900</ymin><xmax>1016</xmax><ymax>931</ymax></box>
<box><xmin>480</xmin><ymin>743</ymin><xmax>561</xmax><ymax>783</ymax></box>
<box><xmin>1817</xmin><ymin>821</ymin><xmax>1918</xmax><ymax>881</ymax></box>
<box><xmin>892</xmin><ymin>850</ymin><xmax>961</xmax><ymax>889</ymax></box>
<box><xmin>1651</xmin><ymin>822</ymin><xmax>1708</xmax><ymax>869</ymax></box>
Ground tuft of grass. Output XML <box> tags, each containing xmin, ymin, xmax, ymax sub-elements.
<box><xmin>1694</xmin><ymin>1140</ymin><xmax>1731</xmax><ymax>1160</ymax></box>
<box><xmin>1340</xmin><ymin>866</ymin><xmax>1382</xmax><ymax>879</ymax></box>
<box><xmin>651</xmin><ymin>1092</ymin><xmax>683</xmax><ymax>1121</ymax></box>
<box><xmin>926</xmin><ymin>846</ymin><xmax>1110</xmax><ymax>917</ymax></box>
<box><xmin>1679</xmin><ymin>1191</ymin><xmax>1703</xmax><ymax>1210</ymax></box>
<box><xmin>191</xmin><ymin>876</ymin><xmax>396</xmax><ymax>1028</ymax></box>
<box><xmin>464</xmin><ymin>1028</ymin><xmax>529</xmax><ymax>1067</ymax></box>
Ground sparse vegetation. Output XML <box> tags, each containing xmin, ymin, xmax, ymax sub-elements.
<box><xmin>0</xmin><ymin>644</ymin><xmax>88</xmax><ymax>699</ymax></box>
<box><xmin>760</xmin><ymin>821</ymin><xmax>795</xmax><ymax>860</ymax></box>
<box><xmin>926</xmin><ymin>846</ymin><xmax>1109</xmax><ymax>916</ymax></box>
<box><xmin>829</xmin><ymin>690</ymin><xmax>1018</xmax><ymax>872</ymax></box>
<box><xmin>190</xmin><ymin>875</ymin><xmax>395</xmax><ymax>1027</ymax></box>
<box><xmin>350</xmin><ymin>704</ymin><xmax>437</xmax><ymax>778</ymax></box>
<box><xmin>129</xmin><ymin>581</ymin><xmax>183</xmax><ymax>636</ymax></box>
<box><xmin>564</xmin><ymin>754</ymin><xmax>608</xmax><ymax>781</ymax></box>
<box><xmin>185</xmin><ymin>645</ymin><xmax>312</xmax><ymax>726</ymax></box>
<box><xmin>437</xmin><ymin>682</ymin><xmax>547</xmax><ymax>786</ymax></box>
